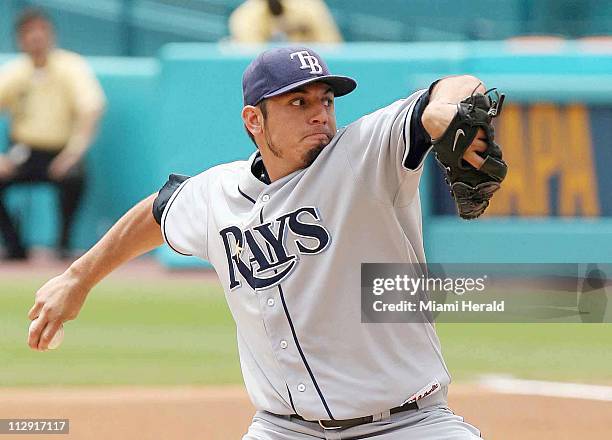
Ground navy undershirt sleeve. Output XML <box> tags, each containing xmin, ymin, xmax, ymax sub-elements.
<box><xmin>152</xmin><ymin>173</ymin><xmax>191</xmax><ymax>225</ymax></box>
<box><xmin>403</xmin><ymin>80</ymin><xmax>440</xmax><ymax>170</ymax></box>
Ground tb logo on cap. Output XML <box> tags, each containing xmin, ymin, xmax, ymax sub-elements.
<box><xmin>290</xmin><ymin>50</ymin><xmax>323</xmax><ymax>74</ymax></box>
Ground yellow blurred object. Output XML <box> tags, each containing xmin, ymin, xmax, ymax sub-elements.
<box><xmin>229</xmin><ymin>0</ymin><xmax>342</xmax><ymax>43</ymax></box>
<box><xmin>0</xmin><ymin>49</ymin><xmax>106</xmax><ymax>151</ymax></box>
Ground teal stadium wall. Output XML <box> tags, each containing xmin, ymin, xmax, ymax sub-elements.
<box><xmin>2</xmin><ymin>1</ymin><xmax>611</xmax><ymax>56</ymax></box>
<box><xmin>1</xmin><ymin>42</ymin><xmax>612</xmax><ymax>264</ymax></box>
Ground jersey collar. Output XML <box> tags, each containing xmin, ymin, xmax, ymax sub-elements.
<box><xmin>238</xmin><ymin>152</ymin><xmax>269</xmax><ymax>203</ymax></box>
<box><xmin>251</xmin><ymin>152</ymin><xmax>271</xmax><ymax>184</ymax></box>
<box><xmin>238</xmin><ymin>151</ymin><xmax>307</xmax><ymax>204</ymax></box>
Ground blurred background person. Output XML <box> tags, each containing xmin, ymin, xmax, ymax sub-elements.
<box><xmin>229</xmin><ymin>0</ymin><xmax>342</xmax><ymax>43</ymax></box>
<box><xmin>0</xmin><ymin>8</ymin><xmax>106</xmax><ymax>260</ymax></box>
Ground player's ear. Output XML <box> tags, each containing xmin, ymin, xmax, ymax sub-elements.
<box><xmin>242</xmin><ymin>105</ymin><xmax>264</xmax><ymax>137</ymax></box>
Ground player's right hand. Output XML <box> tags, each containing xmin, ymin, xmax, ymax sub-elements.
<box><xmin>27</xmin><ymin>270</ymin><xmax>90</xmax><ymax>351</ymax></box>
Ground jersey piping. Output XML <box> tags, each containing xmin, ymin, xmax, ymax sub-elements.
<box><xmin>238</xmin><ymin>185</ymin><xmax>257</xmax><ymax>204</ymax></box>
<box><xmin>246</xmin><ymin>198</ymin><xmax>335</xmax><ymax>419</ymax></box>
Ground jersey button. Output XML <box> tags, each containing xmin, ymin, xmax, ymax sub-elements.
<box><xmin>297</xmin><ymin>383</ymin><xmax>306</xmax><ymax>392</ymax></box>
<box><xmin>280</xmin><ymin>340</ymin><xmax>288</xmax><ymax>349</ymax></box>
<box><xmin>267</xmin><ymin>298</ymin><xmax>275</xmax><ymax>307</ymax></box>
<box><xmin>262</xmin><ymin>194</ymin><xmax>270</xmax><ymax>202</ymax></box>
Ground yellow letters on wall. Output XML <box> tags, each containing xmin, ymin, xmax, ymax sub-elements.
<box><xmin>486</xmin><ymin>104</ymin><xmax>536</xmax><ymax>215</ymax></box>
<box><xmin>560</xmin><ymin>105</ymin><xmax>600</xmax><ymax>216</ymax></box>
<box><xmin>486</xmin><ymin>103</ymin><xmax>600</xmax><ymax>217</ymax></box>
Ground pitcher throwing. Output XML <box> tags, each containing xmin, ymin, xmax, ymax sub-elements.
<box><xmin>28</xmin><ymin>47</ymin><xmax>507</xmax><ymax>439</ymax></box>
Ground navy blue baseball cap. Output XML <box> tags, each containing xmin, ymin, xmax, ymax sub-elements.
<box><xmin>242</xmin><ymin>47</ymin><xmax>357</xmax><ymax>106</ymax></box>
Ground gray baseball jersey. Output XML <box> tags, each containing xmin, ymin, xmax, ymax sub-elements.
<box><xmin>159</xmin><ymin>89</ymin><xmax>450</xmax><ymax>421</ymax></box>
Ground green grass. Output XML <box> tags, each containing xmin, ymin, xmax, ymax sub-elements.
<box><xmin>2</xmin><ymin>277</ymin><xmax>611</xmax><ymax>387</ymax></box>
<box><xmin>436</xmin><ymin>323</ymin><xmax>612</xmax><ymax>384</ymax></box>
<box><xmin>1</xmin><ymin>277</ymin><xmax>241</xmax><ymax>387</ymax></box>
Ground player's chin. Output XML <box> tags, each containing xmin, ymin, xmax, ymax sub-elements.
<box><xmin>302</xmin><ymin>143</ymin><xmax>326</xmax><ymax>167</ymax></box>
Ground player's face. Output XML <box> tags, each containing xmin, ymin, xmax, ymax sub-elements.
<box><xmin>18</xmin><ymin>18</ymin><xmax>54</xmax><ymax>59</ymax></box>
<box><xmin>262</xmin><ymin>82</ymin><xmax>337</xmax><ymax>174</ymax></box>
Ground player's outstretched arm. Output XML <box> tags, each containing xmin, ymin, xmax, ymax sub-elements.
<box><xmin>27</xmin><ymin>193</ymin><xmax>164</xmax><ymax>351</ymax></box>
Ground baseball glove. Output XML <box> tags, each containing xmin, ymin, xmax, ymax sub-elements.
<box><xmin>432</xmin><ymin>89</ymin><xmax>507</xmax><ymax>220</ymax></box>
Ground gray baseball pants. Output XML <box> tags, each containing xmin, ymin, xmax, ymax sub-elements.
<box><xmin>243</xmin><ymin>405</ymin><xmax>481</xmax><ymax>439</ymax></box>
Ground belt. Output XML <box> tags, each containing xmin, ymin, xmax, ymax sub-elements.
<box><xmin>291</xmin><ymin>400</ymin><xmax>418</xmax><ymax>430</ymax></box>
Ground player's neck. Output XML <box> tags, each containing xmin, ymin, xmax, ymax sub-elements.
<box><xmin>263</xmin><ymin>160</ymin><xmax>296</xmax><ymax>183</ymax></box>
<box><xmin>257</xmin><ymin>150</ymin><xmax>301</xmax><ymax>183</ymax></box>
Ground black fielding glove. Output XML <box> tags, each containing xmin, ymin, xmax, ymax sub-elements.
<box><xmin>432</xmin><ymin>89</ymin><xmax>508</xmax><ymax>219</ymax></box>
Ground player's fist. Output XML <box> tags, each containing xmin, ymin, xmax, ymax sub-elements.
<box><xmin>27</xmin><ymin>270</ymin><xmax>90</xmax><ymax>351</ymax></box>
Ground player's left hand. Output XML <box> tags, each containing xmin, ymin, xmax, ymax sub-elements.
<box><xmin>422</xmin><ymin>103</ymin><xmax>487</xmax><ymax>170</ymax></box>
<box><xmin>48</xmin><ymin>151</ymin><xmax>81</xmax><ymax>181</ymax></box>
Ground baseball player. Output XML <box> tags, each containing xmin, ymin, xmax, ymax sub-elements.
<box><xmin>27</xmin><ymin>47</ymin><xmax>506</xmax><ymax>439</ymax></box>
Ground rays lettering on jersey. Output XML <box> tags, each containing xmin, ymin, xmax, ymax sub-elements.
<box><xmin>219</xmin><ymin>207</ymin><xmax>331</xmax><ymax>291</ymax></box>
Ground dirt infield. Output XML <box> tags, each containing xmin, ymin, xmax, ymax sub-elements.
<box><xmin>1</xmin><ymin>385</ymin><xmax>611</xmax><ymax>440</ymax></box>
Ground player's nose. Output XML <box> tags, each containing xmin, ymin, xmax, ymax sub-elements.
<box><xmin>309</xmin><ymin>103</ymin><xmax>330</xmax><ymax>126</ymax></box>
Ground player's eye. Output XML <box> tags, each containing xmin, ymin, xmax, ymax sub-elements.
<box><xmin>323</xmin><ymin>97</ymin><xmax>334</xmax><ymax>107</ymax></box>
<box><xmin>290</xmin><ymin>98</ymin><xmax>304</xmax><ymax>106</ymax></box>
